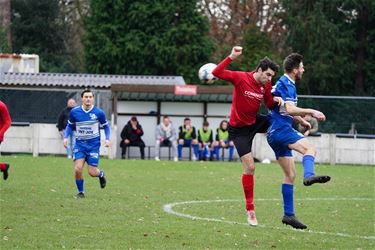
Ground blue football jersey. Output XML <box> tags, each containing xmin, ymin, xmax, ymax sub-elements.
<box><xmin>67</xmin><ymin>105</ymin><xmax>108</xmax><ymax>146</ymax></box>
<box><xmin>269</xmin><ymin>74</ymin><xmax>298</xmax><ymax>130</ymax></box>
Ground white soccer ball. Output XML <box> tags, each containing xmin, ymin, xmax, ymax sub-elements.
<box><xmin>198</xmin><ymin>63</ymin><xmax>218</xmax><ymax>84</ymax></box>
<box><xmin>262</xmin><ymin>158</ymin><xmax>271</xmax><ymax>164</ymax></box>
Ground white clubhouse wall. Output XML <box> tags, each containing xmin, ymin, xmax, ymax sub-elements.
<box><xmin>0</xmin><ymin>99</ymin><xmax>374</xmax><ymax>165</ymax></box>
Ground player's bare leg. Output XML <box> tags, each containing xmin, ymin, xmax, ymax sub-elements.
<box><xmin>74</xmin><ymin>158</ymin><xmax>85</xmax><ymax>198</ymax></box>
<box><xmin>241</xmin><ymin>152</ymin><xmax>258</xmax><ymax>226</ymax></box>
<box><xmin>278</xmin><ymin>156</ymin><xmax>307</xmax><ymax>229</ymax></box>
<box><xmin>88</xmin><ymin>165</ymin><xmax>106</xmax><ymax>189</ymax></box>
<box><xmin>289</xmin><ymin>138</ymin><xmax>331</xmax><ymax>186</ymax></box>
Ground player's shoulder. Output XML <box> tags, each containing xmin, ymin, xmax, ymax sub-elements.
<box><xmin>70</xmin><ymin>105</ymin><xmax>81</xmax><ymax>114</ymax></box>
<box><xmin>91</xmin><ymin>105</ymin><xmax>105</xmax><ymax>114</ymax></box>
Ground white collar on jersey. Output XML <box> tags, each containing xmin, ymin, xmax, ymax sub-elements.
<box><xmin>81</xmin><ymin>105</ymin><xmax>94</xmax><ymax>113</ymax></box>
<box><xmin>284</xmin><ymin>73</ymin><xmax>295</xmax><ymax>84</ymax></box>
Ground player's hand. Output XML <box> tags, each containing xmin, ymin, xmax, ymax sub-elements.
<box><xmin>104</xmin><ymin>140</ymin><xmax>110</xmax><ymax>147</ymax></box>
<box><xmin>63</xmin><ymin>138</ymin><xmax>68</xmax><ymax>148</ymax></box>
<box><xmin>273</xmin><ymin>96</ymin><xmax>284</xmax><ymax>106</ymax></box>
<box><xmin>229</xmin><ymin>46</ymin><xmax>242</xmax><ymax>60</ymax></box>
<box><xmin>304</xmin><ymin>130</ymin><xmax>310</xmax><ymax>136</ymax></box>
<box><xmin>312</xmin><ymin>110</ymin><xmax>326</xmax><ymax>121</ymax></box>
<box><xmin>124</xmin><ymin>139</ymin><xmax>130</xmax><ymax>144</ymax></box>
<box><xmin>300</xmin><ymin>119</ymin><xmax>312</xmax><ymax>130</ymax></box>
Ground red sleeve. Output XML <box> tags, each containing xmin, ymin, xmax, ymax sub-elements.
<box><xmin>263</xmin><ymin>83</ymin><xmax>276</xmax><ymax>110</ymax></box>
<box><xmin>212</xmin><ymin>57</ymin><xmax>238</xmax><ymax>82</ymax></box>
<box><xmin>0</xmin><ymin>102</ymin><xmax>12</xmax><ymax>142</ymax></box>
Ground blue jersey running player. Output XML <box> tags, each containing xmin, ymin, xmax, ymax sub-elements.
<box><xmin>267</xmin><ymin>53</ymin><xmax>331</xmax><ymax>229</ymax></box>
<box><xmin>64</xmin><ymin>89</ymin><xmax>110</xmax><ymax>198</ymax></box>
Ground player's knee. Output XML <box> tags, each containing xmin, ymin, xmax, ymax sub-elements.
<box><xmin>285</xmin><ymin>172</ymin><xmax>296</xmax><ymax>183</ymax></box>
<box><xmin>178</xmin><ymin>139</ymin><xmax>184</xmax><ymax>145</ymax></box>
<box><xmin>245</xmin><ymin>164</ymin><xmax>256</xmax><ymax>174</ymax></box>
<box><xmin>305</xmin><ymin>145</ymin><xmax>316</xmax><ymax>156</ymax></box>
<box><xmin>74</xmin><ymin>165</ymin><xmax>83</xmax><ymax>173</ymax></box>
<box><xmin>88</xmin><ymin>168</ymin><xmax>98</xmax><ymax>177</ymax></box>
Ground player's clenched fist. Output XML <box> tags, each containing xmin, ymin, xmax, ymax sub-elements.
<box><xmin>229</xmin><ymin>46</ymin><xmax>243</xmax><ymax>60</ymax></box>
<box><xmin>312</xmin><ymin>110</ymin><xmax>326</xmax><ymax>121</ymax></box>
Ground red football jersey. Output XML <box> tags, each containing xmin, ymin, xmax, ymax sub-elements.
<box><xmin>0</xmin><ymin>100</ymin><xmax>12</xmax><ymax>142</ymax></box>
<box><xmin>212</xmin><ymin>57</ymin><xmax>275</xmax><ymax>127</ymax></box>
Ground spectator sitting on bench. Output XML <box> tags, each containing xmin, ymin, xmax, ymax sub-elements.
<box><xmin>297</xmin><ymin>114</ymin><xmax>319</xmax><ymax>136</ymax></box>
<box><xmin>178</xmin><ymin>117</ymin><xmax>199</xmax><ymax>161</ymax></box>
<box><xmin>198</xmin><ymin>121</ymin><xmax>214</xmax><ymax>161</ymax></box>
<box><xmin>213</xmin><ymin>120</ymin><xmax>235</xmax><ymax>161</ymax></box>
<box><xmin>155</xmin><ymin>115</ymin><xmax>178</xmax><ymax>162</ymax></box>
<box><xmin>120</xmin><ymin>116</ymin><xmax>145</xmax><ymax>159</ymax></box>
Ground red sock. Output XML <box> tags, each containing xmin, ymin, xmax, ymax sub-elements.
<box><xmin>242</xmin><ymin>174</ymin><xmax>254</xmax><ymax>211</ymax></box>
<box><xmin>0</xmin><ymin>163</ymin><xmax>7</xmax><ymax>171</ymax></box>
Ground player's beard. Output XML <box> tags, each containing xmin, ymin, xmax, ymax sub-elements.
<box><xmin>295</xmin><ymin>71</ymin><xmax>303</xmax><ymax>81</ymax></box>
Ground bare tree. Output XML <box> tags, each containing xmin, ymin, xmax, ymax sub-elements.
<box><xmin>198</xmin><ymin>0</ymin><xmax>284</xmax><ymax>60</ymax></box>
<box><xmin>59</xmin><ymin>0</ymin><xmax>89</xmax><ymax>72</ymax></box>
<box><xmin>0</xmin><ymin>0</ymin><xmax>12</xmax><ymax>52</ymax></box>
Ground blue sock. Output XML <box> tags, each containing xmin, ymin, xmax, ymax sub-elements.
<box><xmin>282</xmin><ymin>183</ymin><xmax>294</xmax><ymax>216</ymax></box>
<box><xmin>76</xmin><ymin>179</ymin><xmax>84</xmax><ymax>193</ymax></box>
<box><xmin>198</xmin><ymin>149</ymin><xmax>203</xmax><ymax>160</ymax></box>
<box><xmin>209</xmin><ymin>150</ymin><xmax>214</xmax><ymax>160</ymax></box>
<box><xmin>203</xmin><ymin>146</ymin><xmax>208</xmax><ymax>157</ymax></box>
<box><xmin>193</xmin><ymin>144</ymin><xmax>199</xmax><ymax>157</ymax></box>
<box><xmin>214</xmin><ymin>146</ymin><xmax>220</xmax><ymax>160</ymax></box>
<box><xmin>229</xmin><ymin>145</ymin><xmax>234</xmax><ymax>161</ymax></box>
<box><xmin>178</xmin><ymin>144</ymin><xmax>183</xmax><ymax>159</ymax></box>
<box><xmin>98</xmin><ymin>170</ymin><xmax>104</xmax><ymax>178</ymax></box>
<box><xmin>302</xmin><ymin>155</ymin><xmax>315</xmax><ymax>178</ymax></box>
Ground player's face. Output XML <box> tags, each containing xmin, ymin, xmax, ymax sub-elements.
<box><xmin>295</xmin><ymin>62</ymin><xmax>305</xmax><ymax>80</ymax></box>
<box><xmin>259</xmin><ymin>68</ymin><xmax>275</xmax><ymax>85</ymax></box>
<box><xmin>222</xmin><ymin>122</ymin><xmax>228</xmax><ymax>130</ymax></box>
<box><xmin>82</xmin><ymin>92</ymin><xmax>94</xmax><ymax>107</ymax></box>
<box><xmin>163</xmin><ymin>118</ymin><xmax>170</xmax><ymax>126</ymax></box>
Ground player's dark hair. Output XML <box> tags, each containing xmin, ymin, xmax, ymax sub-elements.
<box><xmin>81</xmin><ymin>89</ymin><xmax>94</xmax><ymax>97</ymax></box>
<box><xmin>163</xmin><ymin>115</ymin><xmax>169</xmax><ymax>120</ymax></box>
<box><xmin>256</xmin><ymin>57</ymin><xmax>279</xmax><ymax>72</ymax></box>
<box><xmin>283</xmin><ymin>53</ymin><xmax>303</xmax><ymax>73</ymax></box>
<box><xmin>184</xmin><ymin>117</ymin><xmax>190</xmax><ymax>122</ymax></box>
<box><xmin>219</xmin><ymin>120</ymin><xmax>228</xmax><ymax>130</ymax></box>
<box><xmin>203</xmin><ymin>121</ymin><xmax>209</xmax><ymax>127</ymax></box>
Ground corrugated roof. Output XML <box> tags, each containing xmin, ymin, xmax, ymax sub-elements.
<box><xmin>0</xmin><ymin>72</ymin><xmax>186</xmax><ymax>88</ymax></box>
<box><xmin>116</xmin><ymin>92</ymin><xmax>233</xmax><ymax>103</ymax></box>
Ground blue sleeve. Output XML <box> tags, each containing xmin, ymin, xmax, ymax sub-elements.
<box><xmin>64</xmin><ymin>123</ymin><xmax>73</xmax><ymax>138</ymax></box>
<box><xmin>98</xmin><ymin>110</ymin><xmax>108</xmax><ymax>127</ymax></box>
<box><xmin>98</xmin><ymin>110</ymin><xmax>110</xmax><ymax>140</ymax></box>
<box><xmin>103</xmin><ymin>124</ymin><xmax>110</xmax><ymax>140</ymax></box>
<box><xmin>272</xmin><ymin>80</ymin><xmax>295</xmax><ymax>102</ymax></box>
<box><xmin>64</xmin><ymin>110</ymin><xmax>75</xmax><ymax>138</ymax></box>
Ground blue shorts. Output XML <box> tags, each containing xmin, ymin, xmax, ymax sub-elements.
<box><xmin>73</xmin><ymin>142</ymin><xmax>100</xmax><ymax>167</ymax></box>
<box><xmin>267</xmin><ymin>126</ymin><xmax>304</xmax><ymax>159</ymax></box>
<box><xmin>182</xmin><ymin>139</ymin><xmax>193</xmax><ymax>147</ymax></box>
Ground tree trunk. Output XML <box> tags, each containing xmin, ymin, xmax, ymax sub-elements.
<box><xmin>0</xmin><ymin>0</ymin><xmax>11</xmax><ymax>52</ymax></box>
<box><xmin>354</xmin><ymin>4</ymin><xmax>368</xmax><ymax>96</ymax></box>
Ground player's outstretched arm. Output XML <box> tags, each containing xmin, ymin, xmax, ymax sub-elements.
<box><xmin>212</xmin><ymin>46</ymin><xmax>242</xmax><ymax>82</ymax></box>
<box><xmin>285</xmin><ymin>103</ymin><xmax>326</xmax><ymax>121</ymax></box>
<box><xmin>103</xmin><ymin>124</ymin><xmax>110</xmax><ymax>147</ymax></box>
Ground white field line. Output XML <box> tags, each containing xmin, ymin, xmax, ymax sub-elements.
<box><xmin>163</xmin><ymin>198</ymin><xmax>375</xmax><ymax>240</ymax></box>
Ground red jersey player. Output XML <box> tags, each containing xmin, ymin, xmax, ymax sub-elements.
<box><xmin>0</xmin><ymin>100</ymin><xmax>12</xmax><ymax>180</ymax></box>
<box><xmin>212</xmin><ymin>46</ymin><xmax>282</xmax><ymax>226</ymax></box>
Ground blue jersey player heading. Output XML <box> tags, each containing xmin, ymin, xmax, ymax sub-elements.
<box><xmin>266</xmin><ymin>53</ymin><xmax>331</xmax><ymax>230</ymax></box>
<box><xmin>64</xmin><ymin>89</ymin><xmax>110</xmax><ymax>198</ymax></box>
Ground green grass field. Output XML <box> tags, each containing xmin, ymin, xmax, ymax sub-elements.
<box><xmin>0</xmin><ymin>155</ymin><xmax>374</xmax><ymax>249</ymax></box>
